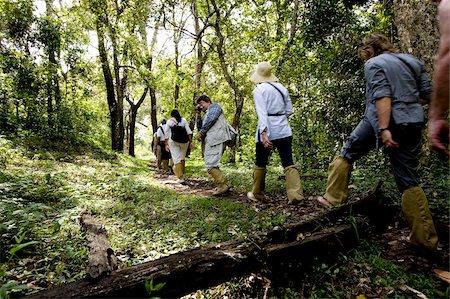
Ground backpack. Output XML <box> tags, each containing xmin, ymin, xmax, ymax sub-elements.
<box><xmin>170</xmin><ymin>121</ymin><xmax>189</xmax><ymax>143</ymax></box>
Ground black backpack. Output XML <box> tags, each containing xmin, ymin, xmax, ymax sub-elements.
<box><xmin>171</xmin><ymin>122</ymin><xmax>189</xmax><ymax>143</ymax></box>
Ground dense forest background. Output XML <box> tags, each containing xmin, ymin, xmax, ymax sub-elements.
<box><xmin>0</xmin><ymin>0</ymin><xmax>441</xmax><ymax>167</ymax></box>
<box><xmin>1</xmin><ymin>0</ymin><xmax>448</xmax><ymax>297</ymax></box>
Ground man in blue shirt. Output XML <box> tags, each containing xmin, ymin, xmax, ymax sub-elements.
<box><xmin>317</xmin><ymin>33</ymin><xmax>438</xmax><ymax>251</ymax></box>
<box><xmin>196</xmin><ymin>95</ymin><xmax>232</xmax><ymax>195</ymax></box>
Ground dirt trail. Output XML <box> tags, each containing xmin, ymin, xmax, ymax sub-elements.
<box><xmin>152</xmin><ymin>171</ymin><xmax>450</xmax><ymax>283</ymax></box>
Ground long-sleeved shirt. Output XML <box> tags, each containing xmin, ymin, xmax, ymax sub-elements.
<box><xmin>363</xmin><ymin>52</ymin><xmax>432</xmax><ymax>131</ymax></box>
<box><xmin>253</xmin><ymin>82</ymin><xmax>293</xmax><ymax>142</ymax></box>
<box><xmin>196</xmin><ymin>103</ymin><xmax>223</xmax><ymax>136</ymax></box>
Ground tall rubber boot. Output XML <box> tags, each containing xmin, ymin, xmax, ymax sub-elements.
<box><xmin>208</xmin><ymin>167</ymin><xmax>229</xmax><ymax>195</ymax></box>
<box><xmin>162</xmin><ymin>160</ymin><xmax>169</xmax><ymax>173</ymax></box>
<box><xmin>402</xmin><ymin>186</ymin><xmax>438</xmax><ymax>250</ymax></box>
<box><xmin>284</xmin><ymin>165</ymin><xmax>304</xmax><ymax>204</ymax></box>
<box><xmin>173</xmin><ymin>163</ymin><xmax>183</xmax><ymax>179</ymax></box>
<box><xmin>247</xmin><ymin>167</ymin><xmax>266</xmax><ymax>201</ymax></box>
<box><xmin>324</xmin><ymin>156</ymin><xmax>352</xmax><ymax>205</ymax></box>
<box><xmin>181</xmin><ymin>160</ymin><xmax>186</xmax><ymax>175</ymax></box>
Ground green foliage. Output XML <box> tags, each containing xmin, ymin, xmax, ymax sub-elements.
<box><xmin>144</xmin><ymin>278</ymin><xmax>166</xmax><ymax>298</ymax></box>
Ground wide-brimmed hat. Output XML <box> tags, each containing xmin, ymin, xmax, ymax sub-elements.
<box><xmin>249</xmin><ymin>61</ymin><xmax>278</xmax><ymax>83</ymax></box>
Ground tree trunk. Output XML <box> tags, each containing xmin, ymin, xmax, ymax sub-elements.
<box><xmin>126</xmin><ymin>88</ymin><xmax>148</xmax><ymax>157</ymax></box>
<box><xmin>44</xmin><ymin>0</ymin><xmax>62</xmax><ymax>134</ymax></box>
<box><xmin>211</xmin><ymin>0</ymin><xmax>244</xmax><ymax>163</ymax></box>
<box><xmin>393</xmin><ymin>0</ymin><xmax>439</xmax><ymax>74</ymax></box>
<box><xmin>24</xmin><ymin>184</ymin><xmax>386</xmax><ymax>299</ymax></box>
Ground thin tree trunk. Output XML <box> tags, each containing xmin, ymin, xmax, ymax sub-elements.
<box><xmin>211</xmin><ymin>0</ymin><xmax>243</xmax><ymax>163</ymax></box>
<box><xmin>96</xmin><ymin>21</ymin><xmax>121</xmax><ymax>151</ymax></box>
<box><xmin>126</xmin><ymin>87</ymin><xmax>148</xmax><ymax>157</ymax></box>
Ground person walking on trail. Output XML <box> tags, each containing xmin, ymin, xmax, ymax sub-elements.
<box><xmin>196</xmin><ymin>95</ymin><xmax>232</xmax><ymax>195</ymax></box>
<box><xmin>248</xmin><ymin>61</ymin><xmax>304</xmax><ymax>204</ymax></box>
<box><xmin>429</xmin><ymin>0</ymin><xmax>449</xmax><ymax>156</ymax></box>
<box><xmin>153</xmin><ymin>118</ymin><xmax>171</xmax><ymax>173</ymax></box>
<box><xmin>316</xmin><ymin>33</ymin><xmax>438</xmax><ymax>251</ymax></box>
<box><xmin>164</xmin><ymin>110</ymin><xmax>192</xmax><ymax>182</ymax></box>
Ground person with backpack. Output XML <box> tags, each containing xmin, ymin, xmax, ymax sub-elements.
<box><xmin>248</xmin><ymin>62</ymin><xmax>304</xmax><ymax>204</ymax></box>
<box><xmin>153</xmin><ymin>118</ymin><xmax>171</xmax><ymax>173</ymax></box>
<box><xmin>196</xmin><ymin>95</ymin><xmax>233</xmax><ymax>195</ymax></box>
<box><xmin>316</xmin><ymin>33</ymin><xmax>438</xmax><ymax>251</ymax></box>
<box><xmin>164</xmin><ymin>110</ymin><xmax>192</xmax><ymax>182</ymax></box>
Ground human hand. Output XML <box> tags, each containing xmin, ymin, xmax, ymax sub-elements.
<box><xmin>261</xmin><ymin>132</ymin><xmax>273</xmax><ymax>149</ymax></box>
<box><xmin>380</xmin><ymin>130</ymin><xmax>399</xmax><ymax>148</ymax></box>
<box><xmin>197</xmin><ymin>133</ymin><xmax>203</xmax><ymax>142</ymax></box>
<box><xmin>165</xmin><ymin>144</ymin><xmax>170</xmax><ymax>152</ymax></box>
<box><xmin>428</xmin><ymin>119</ymin><xmax>449</xmax><ymax>156</ymax></box>
<box><xmin>189</xmin><ymin>141</ymin><xmax>193</xmax><ymax>149</ymax></box>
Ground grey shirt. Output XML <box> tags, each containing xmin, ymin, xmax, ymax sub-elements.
<box><xmin>363</xmin><ymin>52</ymin><xmax>432</xmax><ymax>131</ymax></box>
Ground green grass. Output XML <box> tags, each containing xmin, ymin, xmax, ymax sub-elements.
<box><xmin>0</xmin><ymin>137</ymin><xmax>448</xmax><ymax>298</ymax></box>
<box><xmin>0</xmin><ymin>137</ymin><xmax>284</xmax><ymax>296</ymax></box>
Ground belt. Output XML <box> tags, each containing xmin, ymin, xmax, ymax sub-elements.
<box><xmin>268</xmin><ymin>113</ymin><xmax>285</xmax><ymax>116</ymax></box>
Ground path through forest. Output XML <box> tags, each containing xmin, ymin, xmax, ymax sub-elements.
<box><xmin>151</xmin><ymin>169</ymin><xmax>450</xmax><ymax>296</ymax></box>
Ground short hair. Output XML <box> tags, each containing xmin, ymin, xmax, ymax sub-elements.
<box><xmin>196</xmin><ymin>95</ymin><xmax>211</xmax><ymax>104</ymax></box>
<box><xmin>358</xmin><ymin>33</ymin><xmax>398</xmax><ymax>61</ymax></box>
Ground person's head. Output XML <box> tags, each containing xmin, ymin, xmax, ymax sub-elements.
<box><xmin>170</xmin><ymin>109</ymin><xmax>182</xmax><ymax>123</ymax></box>
<box><xmin>196</xmin><ymin>95</ymin><xmax>211</xmax><ymax>111</ymax></box>
<box><xmin>358</xmin><ymin>33</ymin><xmax>398</xmax><ymax>61</ymax></box>
<box><xmin>160</xmin><ymin>118</ymin><xmax>166</xmax><ymax>125</ymax></box>
<box><xmin>249</xmin><ymin>61</ymin><xmax>278</xmax><ymax>84</ymax></box>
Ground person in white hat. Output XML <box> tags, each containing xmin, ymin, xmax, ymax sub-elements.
<box><xmin>248</xmin><ymin>61</ymin><xmax>304</xmax><ymax>204</ymax></box>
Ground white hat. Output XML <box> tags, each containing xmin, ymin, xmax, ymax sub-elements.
<box><xmin>249</xmin><ymin>61</ymin><xmax>278</xmax><ymax>83</ymax></box>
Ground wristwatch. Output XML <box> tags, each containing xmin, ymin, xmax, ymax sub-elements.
<box><xmin>378</xmin><ymin>128</ymin><xmax>389</xmax><ymax>135</ymax></box>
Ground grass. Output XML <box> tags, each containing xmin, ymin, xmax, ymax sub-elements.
<box><xmin>0</xmin><ymin>137</ymin><xmax>285</xmax><ymax>296</ymax></box>
<box><xmin>0</xmin><ymin>137</ymin><xmax>448</xmax><ymax>298</ymax></box>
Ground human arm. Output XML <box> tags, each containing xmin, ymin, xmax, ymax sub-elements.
<box><xmin>429</xmin><ymin>0</ymin><xmax>450</xmax><ymax>156</ymax></box>
<box><xmin>253</xmin><ymin>87</ymin><xmax>271</xmax><ymax>148</ymax></box>
<box><xmin>375</xmin><ymin>97</ymin><xmax>399</xmax><ymax>148</ymax></box>
<box><xmin>365</xmin><ymin>61</ymin><xmax>398</xmax><ymax>148</ymax></box>
<box><xmin>198</xmin><ymin>103</ymin><xmax>223</xmax><ymax>138</ymax></box>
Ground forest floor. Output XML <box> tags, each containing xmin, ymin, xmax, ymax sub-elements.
<box><xmin>153</xmin><ymin>170</ymin><xmax>450</xmax><ymax>298</ymax></box>
<box><xmin>1</xmin><ymin>138</ymin><xmax>448</xmax><ymax>298</ymax></box>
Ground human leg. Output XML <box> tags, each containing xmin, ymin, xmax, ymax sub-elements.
<box><xmin>320</xmin><ymin>118</ymin><xmax>376</xmax><ymax>206</ymax></box>
<box><xmin>274</xmin><ymin>137</ymin><xmax>304</xmax><ymax>203</ymax></box>
<box><xmin>247</xmin><ymin>142</ymin><xmax>270</xmax><ymax>201</ymax></box>
<box><xmin>205</xmin><ymin>142</ymin><xmax>229</xmax><ymax>194</ymax></box>
<box><xmin>388</xmin><ymin>125</ymin><xmax>438</xmax><ymax>250</ymax></box>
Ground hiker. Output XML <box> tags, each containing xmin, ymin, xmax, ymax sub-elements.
<box><xmin>196</xmin><ymin>95</ymin><xmax>232</xmax><ymax>195</ymax></box>
<box><xmin>153</xmin><ymin>118</ymin><xmax>171</xmax><ymax>172</ymax></box>
<box><xmin>164</xmin><ymin>110</ymin><xmax>192</xmax><ymax>182</ymax></box>
<box><xmin>247</xmin><ymin>61</ymin><xmax>304</xmax><ymax>204</ymax></box>
<box><xmin>429</xmin><ymin>0</ymin><xmax>449</xmax><ymax>156</ymax></box>
<box><xmin>316</xmin><ymin>33</ymin><xmax>438</xmax><ymax>251</ymax></box>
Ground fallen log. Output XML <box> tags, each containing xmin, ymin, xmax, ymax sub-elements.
<box><xmin>80</xmin><ymin>214</ymin><xmax>118</xmax><ymax>279</ymax></box>
<box><xmin>24</xmin><ymin>185</ymin><xmax>388</xmax><ymax>299</ymax></box>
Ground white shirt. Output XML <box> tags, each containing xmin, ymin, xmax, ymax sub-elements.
<box><xmin>156</xmin><ymin>126</ymin><xmax>165</xmax><ymax>139</ymax></box>
<box><xmin>253</xmin><ymin>82</ymin><xmax>293</xmax><ymax>142</ymax></box>
<box><xmin>164</xmin><ymin>118</ymin><xmax>192</xmax><ymax>141</ymax></box>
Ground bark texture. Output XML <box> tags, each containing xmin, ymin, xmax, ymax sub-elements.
<box><xmin>80</xmin><ymin>214</ymin><xmax>118</xmax><ymax>279</ymax></box>
<box><xmin>393</xmin><ymin>0</ymin><xmax>439</xmax><ymax>74</ymax></box>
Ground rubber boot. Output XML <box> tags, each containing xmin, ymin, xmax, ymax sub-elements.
<box><xmin>402</xmin><ymin>186</ymin><xmax>438</xmax><ymax>250</ymax></box>
<box><xmin>284</xmin><ymin>165</ymin><xmax>304</xmax><ymax>204</ymax></box>
<box><xmin>181</xmin><ymin>160</ymin><xmax>186</xmax><ymax>175</ymax></box>
<box><xmin>162</xmin><ymin>160</ymin><xmax>170</xmax><ymax>173</ymax></box>
<box><xmin>247</xmin><ymin>167</ymin><xmax>266</xmax><ymax>201</ymax></box>
<box><xmin>208</xmin><ymin>167</ymin><xmax>229</xmax><ymax>195</ymax></box>
<box><xmin>173</xmin><ymin>163</ymin><xmax>184</xmax><ymax>180</ymax></box>
<box><xmin>324</xmin><ymin>156</ymin><xmax>352</xmax><ymax>205</ymax></box>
